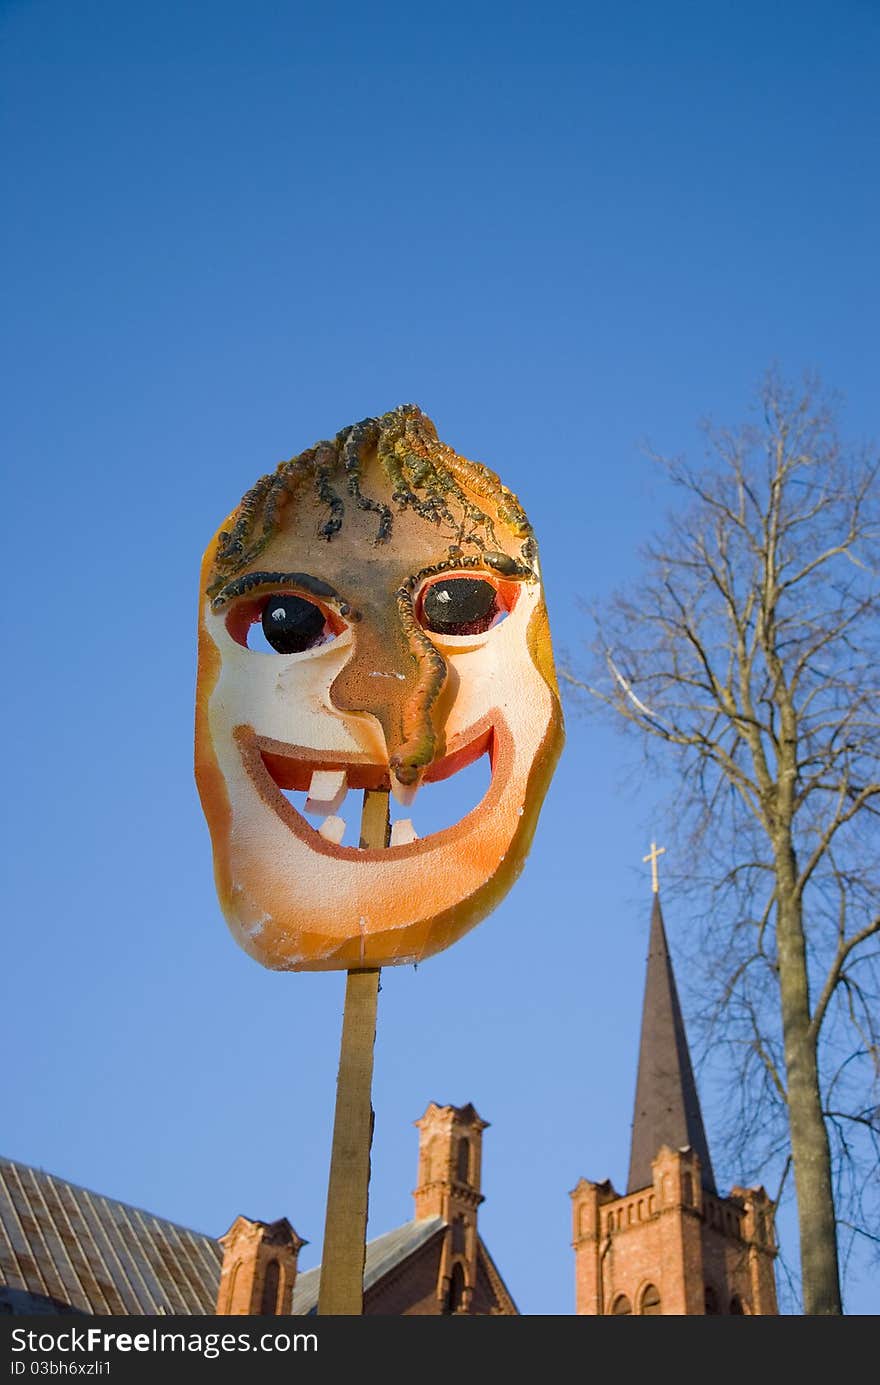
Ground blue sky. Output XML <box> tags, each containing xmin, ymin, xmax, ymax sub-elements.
<box><xmin>3</xmin><ymin>0</ymin><xmax>878</xmax><ymax>1315</ymax></box>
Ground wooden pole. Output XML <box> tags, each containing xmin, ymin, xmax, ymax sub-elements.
<box><xmin>316</xmin><ymin>788</ymin><xmax>389</xmax><ymax>1315</ymax></box>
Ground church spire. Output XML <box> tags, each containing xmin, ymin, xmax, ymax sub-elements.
<box><xmin>626</xmin><ymin>889</ymin><xmax>716</xmax><ymax>1194</ymax></box>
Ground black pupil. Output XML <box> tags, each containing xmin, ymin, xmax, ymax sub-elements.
<box><xmin>261</xmin><ymin>595</ymin><xmax>326</xmax><ymax>653</ymax></box>
<box><xmin>421</xmin><ymin>578</ymin><xmax>498</xmax><ymax>636</ymax></box>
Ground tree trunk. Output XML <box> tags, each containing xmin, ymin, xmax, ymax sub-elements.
<box><xmin>776</xmin><ymin>863</ymin><xmax>843</xmax><ymax>1314</ymax></box>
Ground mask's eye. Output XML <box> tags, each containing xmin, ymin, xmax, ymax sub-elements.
<box><xmin>260</xmin><ymin>594</ymin><xmax>328</xmax><ymax>653</ymax></box>
<box><xmin>419</xmin><ymin>577</ymin><xmax>503</xmax><ymax>637</ymax></box>
<box><xmin>225</xmin><ymin>593</ymin><xmax>343</xmax><ymax>652</ymax></box>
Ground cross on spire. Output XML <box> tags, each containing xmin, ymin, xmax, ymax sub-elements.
<box><xmin>643</xmin><ymin>841</ymin><xmax>666</xmax><ymax>894</ymax></box>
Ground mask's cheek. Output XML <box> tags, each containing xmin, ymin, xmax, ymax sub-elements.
<box><xmin>204</xmin><ymin>612</ymin><xmax>383</xmax><ymax>759</ymax></box>
<box><xmin>439</xmin><ymin>586</ymin><xmax>555</xmax><ymax>756</ymax></box>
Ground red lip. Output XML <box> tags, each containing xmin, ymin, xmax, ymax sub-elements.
<box><xmin>239</xmin><ymin>715</ymin><xmax>495</xmax><ymax>793</ymax></box>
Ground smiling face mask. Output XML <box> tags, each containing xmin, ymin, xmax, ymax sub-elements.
<box><xmin>195</xmin><ymin>405</ymin><xmax>563</xmax><ymax>970</ymax></box>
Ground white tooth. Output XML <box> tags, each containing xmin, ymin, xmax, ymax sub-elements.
<box><xmin>390</xmin><ymin>778</ymin><xmax>419</xmax><ymax>808</ymax></box>
<box><xmin>318</xmin><ymin>815</ymin><xmax>346</xmax><ymax>844</ymax></box>
<box><xmin>390</xmin><ymin>819</ymin><xmax>418</xmax><ymax>846</ymax></box>
<box><xmin>306</xmin><ymin>770</ymin><xmax>347</xmax><ymax>816</ymax></box>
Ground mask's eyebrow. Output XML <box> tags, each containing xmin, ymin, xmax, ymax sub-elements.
<box><xmin>210</xmin><ymin>571</ymin><xmax>347</xmax><ymax>612</ymax></box>
<box><xmin>403</xmin><ymin>551</ymin><xmax>536</xmax><ymax>595</ymax></box>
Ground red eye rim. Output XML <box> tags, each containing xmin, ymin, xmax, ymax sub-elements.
<box><xmin>415</xmin><ymin>574</ymin><xmax>520</xmax><ymax>637</ymax></box>
<box><xmin>224</xmin><ymin>592</ymin><xmax>347</xmax><ymax>650</ymax></box>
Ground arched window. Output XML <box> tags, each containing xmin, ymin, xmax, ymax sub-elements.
<box><xmin>704</xmin><ymin>1285</ymin><xmax>720</xmax><ymax>1315</ymax></box>
<box><xmin>682</xmin><ymin>1172</ymin><xmax>693</xmax><ymax>1205</ymax></box>
<box><xmin>224</xmin><ymin>1260</ymin><xmax>240</xmax><ymax>1314</ymax></box>
<box><xmin>729</xmin><ymin>1295</ymin><xmax>745</xmax><ymax>1315</ymax></box>
<box><xmin>260</xmin><ymin>1259</ymin><xmax>280</xmax><ymax>1315</ymax></box>
<box><xmin>639</xmin><ymin>1284</ymin><xmax>661</xmax><ymax>1315</ymax></box>
<box><xmin>444</xmin><ymin>1263</ymin><xmax>466</xmax><ymax>1314</ymax></box>
<box><xmin>611</xmin><ymin>1294</ymin><xmax>632</xmax><ymax>1315</ymax></box>
<box><xmin>452</xmin><ymin>1216</ymin><xmax>466</xmax><ymax>1254</ymax></box>
<box><xmin>456</xmin><ymin>1138</ymin><xmax>470</xmax><ymax>1183</ymax></box>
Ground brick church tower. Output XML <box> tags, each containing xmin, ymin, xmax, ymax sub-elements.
<box><xmin>571</xmin><ymin>884</ymin><xmax>779</xmax><ymax>1315</ymax></box>
<box><xmin>216</xmin><ymin>1216</ymin><xmax>306</xmax><ymax>1315</ymax></box>
<box><xmin>413</xmin><ymin>1101</ymin><xmax>487</xmax><ymax>1313</ymax></box>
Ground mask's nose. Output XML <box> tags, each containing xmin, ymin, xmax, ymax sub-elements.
<box><xmin>329</xmin><ymin>595</ymin><xmax>448</xmax><ymax>787</ymax></box>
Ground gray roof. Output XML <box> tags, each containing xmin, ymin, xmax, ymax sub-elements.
<box><xmin>0</xmin><ymin>1157</ymin><xmax>221</xmax><ymax>1315</ymax></box>
<box><xmin>626</xmin><ymin>895</ymin><xmax>716</xmax><ymax>1193</ymax></box>
<box><xmin>292</xmin><ymin>1217</ymin><xmax>445</xmax><ymax>1314</ymax></box>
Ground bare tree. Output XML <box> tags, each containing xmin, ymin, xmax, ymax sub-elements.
<box><xmin>564</xmin><ymin>373</ymin><xmax>880</xmax><ymax>1314</ymax></box>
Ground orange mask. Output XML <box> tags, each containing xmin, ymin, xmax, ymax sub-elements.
<box><xmin>195</xmin><ymin>406</ymin><xmax>563</xmax><ymax>970</ymax></box>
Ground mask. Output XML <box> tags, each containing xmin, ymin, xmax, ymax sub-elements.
<box><xmin>195</xmin><ymin>406</ymin><xmax>563</xmax><ymax>970</ymax></box>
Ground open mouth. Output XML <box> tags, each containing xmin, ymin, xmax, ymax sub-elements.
<box><xmin>236</xmin><ymin>718</ymin><xmax>502</xmax><ymax>856</ymax></box>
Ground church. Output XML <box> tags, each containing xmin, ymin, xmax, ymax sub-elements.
<box><xmin>570</xmin><ymin>885</ymin><xmax>778</xmax><ymax>1315</ymax></box>
<box><xmin>0</xmin><ymin>879</ymin><xmax>778</xmax><ymax>1316</ymax></box>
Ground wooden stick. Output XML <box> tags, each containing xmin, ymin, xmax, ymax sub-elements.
<box><xmin>316</xmin><ymin>788</ymin><xmax>389</xmax><ymax>1315</ymax></box>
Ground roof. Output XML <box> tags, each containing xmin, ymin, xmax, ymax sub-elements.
<box><xmin>291</xmin><ymin>1217</ymin><xmax>445</xmax><ymax>1314</ymax></box>
<box><xmin>626</xmin><ymin>894</ymin><xmax>716</xmax><ymax>1193</ymax></box>
<box><xmin>1</xmin><ymin>1162</ymin><xmax>515</xmax><ymax>1318</ymax></box>
<box><xmin>0</xmin><ymin>1157</ymin><xmax>221</xmax><ymax>1315</ymax></box>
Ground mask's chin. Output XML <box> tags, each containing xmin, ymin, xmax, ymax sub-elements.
<box><xmin>235</xmin><ymin>716</ymin><xmax>497</xmax><ymax>857</ymax></box>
